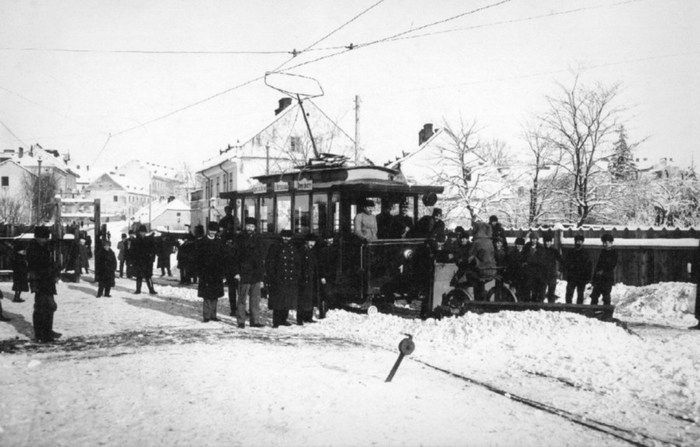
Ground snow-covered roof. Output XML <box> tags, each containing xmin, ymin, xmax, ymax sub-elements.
<box><xmin>89</xmin><ymin>172</ymin><xmax>148</xmax><ymax>194</ymax></box>
<box><xmin>132</xmin><ymin>198</ymin><xmax>191</xmax><ymax>222</ymax></box>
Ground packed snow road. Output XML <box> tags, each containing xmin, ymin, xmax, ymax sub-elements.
<box><xmin>0</xmin><ymin>275</ymin><xmax>698</xmax><ymax>446</ymax></box>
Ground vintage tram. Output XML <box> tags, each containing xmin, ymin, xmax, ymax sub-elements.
<box><xmin>219</xmin><ymin>157</ymin><xmax>449</xmax><ymax>317</ymax></box>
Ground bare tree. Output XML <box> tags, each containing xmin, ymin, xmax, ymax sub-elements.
<box><xmin>0</xmin><ymin>194</ymin><xmax>26</xmax><ymax>224</ymax></box>
<box><xmin>540</xmin><ymin>75</ymin><xmax>622</xmax><ymax>225</ymax></box>
<box><xmin>22</xmin><ymin>171</ymin><xmax>58</xmax><ymax>224</ymax></box>
<box><xmin>432</xmin><ymin>119</ymin><xmax>516</xmax><ymax>224</ymax></box>
<box><xmin>521</xmin><ymin>122</ymin><xmax>562</xmax><ymax>226</ymax></box>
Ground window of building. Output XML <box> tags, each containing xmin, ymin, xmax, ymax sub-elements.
<box><xmin>113</xmin><ymin>195</ymin><xmax>118</xmax><ymax>202</ymax></box>
<box><xmin>290</xmin><ymin>136</ymin><xmax>302</xmax><ymax>153</ymax></box>
<box><xmin>1</xmin><ymin>176</ymin><xmax>8</xmax><ymax>187</ymax></box>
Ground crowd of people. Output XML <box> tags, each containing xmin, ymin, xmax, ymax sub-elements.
<box><xmin>1</xmin><ymin>201</ymin><xmax>699</xmax><ymax>342</ymax></box>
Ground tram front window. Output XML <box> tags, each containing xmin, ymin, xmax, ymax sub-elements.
<box><xmin>276</xmin><ymin>195</ymin><xmax>292</xmax><ymax>233</ymax></box>
<box><xmin>312</xmin><ymin>194</ymin><xmax>328</xmax><ymax>236</ymax></box>
<box><xmin>260</xmin><ymin>196</ymin><xmax>274</xmax><ymax>233</ymax></box>
<box><xmin>243</xmin><ymin>197</ymin><xmax>256</xmax><ymax>229</ymax></box>
<box><xmin>294</xmin><ymin>194</ymin><xmax>310</xmax><ymax>234</ymax></box>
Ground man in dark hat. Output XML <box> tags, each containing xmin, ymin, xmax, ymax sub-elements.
<box><xmin>389</xmin><ymin>201</ymin><xmax>414</xmax><ymax>238</ymax></box>
<box><xmin>266</xmin><ymin>229</ymin><xmax>300</xmax><ymax>328</ymax></box>
<box><xmin>27</xmin><ymin>226</ymin><xmax>60</xmax><ymax>342</ymax></box>
<box><xmin>130</xmin><ymin>224</ymin><xmax>157</xmax><ymax>295</ymax></box>
<box><xmin>507</xmin><ymin>237</ymin><xmax>528</xmax><ymax>301</ymax></box>
<box><xmin>298</xmin><ymin>233</ymin><xmax>320</xmax><ymax>325</ymax></box>
<box><xmin>195</xmin><ymin>221</ymin><xmax>226</xmax><ymax>322</ymax></box>
<box><xmin>541</xmin><ymin>233</ymin><xmax>563</xmax><ymax>303</ymax></box>
<box><xmin>564</xmin><ymin>235</ymin><xmax>592</xmax><ymax>304</ymax></box>
<box><xmin>411</xmin><ymin>207</ymin><xmax>445</xmax><ymax>240</ymax></box>
<box><xmin>232</xmin><ymin>217</ymin><xmax>265</xmax><ymax>328</ymax></box>
<box><xmin>218</xmin><ymin>205</ymin><xmax>239</xmax><ymax>243</ymax></box>
<box><xmin>590</xmin><ymin>234</ymin><xmax>618</xmax><ymax>306</ymax></box>
<box><xmin>353</xmin><ymin>199</ymin><xmax>377</xmax><ymax>242</ymax></box>
<box><xmin>489</xmin><ymin>215</ymin><xmax>508</xmax><ymax>250</ymax></box>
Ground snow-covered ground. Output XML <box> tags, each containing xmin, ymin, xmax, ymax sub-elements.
<box><xmin>0</xmin><ymin>227</ymin><xmax>698</xmax><ymax>446</ymax></box>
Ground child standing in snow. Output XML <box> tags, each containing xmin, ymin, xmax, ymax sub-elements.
<box><xmin>95</xmin><ymin>239</ymin><xmax>117</xmax><ymax>297</ymax></box>
<box><xmin>12</xmin><ymin>245</ymin><xmax>29</xmax><ymax>303</ymax></box>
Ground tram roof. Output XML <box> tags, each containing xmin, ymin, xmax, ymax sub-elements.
<box><xmin>219</xmin><ymin>164</ymin><xmax>443</xmax><ymax>199</ymax></box>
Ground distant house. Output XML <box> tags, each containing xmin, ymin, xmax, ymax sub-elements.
<box><xmin>194</xmin><ymin>97</ymin><xmax>357</xmax><ymax>227</ymax></box>
<box><xmin>86</xmin><ymin>172</ymin><xmax>150</xmax><ymax>220</ymax></box>
<box><xmin>0</xmin><ymin>145</ymin><xmax>80</xmax><ymax>223</ymax></box>
<box><xmin>116</xmin><ymin>160</ymin><xmax>185</xmax><ymax>202</ymax></box>
<box><xmin>387</xmin><ymin>123</ymin><xmax>517</xmax><ymax>226</ymax></box>
<box><xmin>132</xmin><ymin>197</ymin><xmax>191</xmax><ymax>232</ymax></box>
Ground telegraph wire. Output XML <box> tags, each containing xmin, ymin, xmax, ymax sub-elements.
<box><xmin>0</xmin><ymin>118</ymin><xmax>29</xmax><ymax>148</ymax></box>
<box><xmin>273</xmin><ymin>0</ymin><xmax>386</xmax><ymax>73</ymax></box>
<box><xmin>0</xmin><ymin>47</ymin><xmax>290</xmax><ymax>55</ymax></box>
<box><xmin>278</xmin><ymin>0</ymin><xmax>513</xmax><ymax>73</ymax></box>
<box><xmin>383</xmin><ymin>0</ymin><xmax>648</xmax><ymax>43</ymax></box>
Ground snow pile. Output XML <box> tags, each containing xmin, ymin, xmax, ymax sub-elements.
<box><xmin>612</xmin><ymin>282</ymin><xmax>697</xmax><ymax>325</ymax></box>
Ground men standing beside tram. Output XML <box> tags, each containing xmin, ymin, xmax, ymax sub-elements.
<box><xmin>298</xmin><ymin>233</ymin><xmax>320</xmax><ymax>325</ymax></box>
<box><xmin>131</xmin><ymin>225</ymin><xmax>157</xmax><ymax>295</ymax></box>
<box><xmin>524</xmin><ymin>232</ymin><xmax>547</xmax><ymax>302</ymax></box>
<box><xmin>219</xmin><ymin>206</ymin><xmax>240</xmax><ymax>317</ymax></box>
<box><xmin>541</xmin><ymin>234</ymin><xmax>563</xmax><ymax>303</ymax></box>
<box><xmin>232</xmin><ymin>217</ymin><xmax>265</xmax><ymax>328</ymax></box>
<box><xmin>508</xmin><ymin>237</ymin><xmax>529</xmax><ymax>301</ymax></box>
<box><xmin>354</xmin><ymin>199</ymin><xmax>378</xmax><ymax>242</ymax></box>
<box><xmin>564</xmin><ymin>235</ymin><xmax>592</xmax><ymax>304</ymax></box>
<box><xmin>266</xmin><ymin>229</ymin><xmax>301</xmax><ymax>328</ymax></box>
<box><xmin>590</xmin><ymin>234</ymin><xmax>618</xmax><ymax>306</ymax></box>
<box><xmin>27</xmin><ymin>226</ymin><xmax>60</xmax><ymax>343</ymax></box>
<box><xmin>196</xmin><ymin>222</ymin><xmax>226</xmax><ymax>322</ymax></box>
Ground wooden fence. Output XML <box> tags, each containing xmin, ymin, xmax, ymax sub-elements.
<box><xmin>504</xmin><ymin>227</ymin><xmax>699</xmax><ymax>286</ymax></box>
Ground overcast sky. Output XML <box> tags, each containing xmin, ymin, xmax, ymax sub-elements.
<box><xmin>1</xmin><ymin>0</ymin><xmax>697</xmax><ymax>173</ymax></box>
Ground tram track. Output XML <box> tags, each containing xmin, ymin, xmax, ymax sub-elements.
<box><xmin>412</xmin><ymin>358</ymin><xmax>678</xmax><ymax>447</ymax></box>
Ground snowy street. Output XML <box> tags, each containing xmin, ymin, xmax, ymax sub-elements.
<box><xmin>1</xmin><ymin>271</ymin><xmax>698</xmax><ymax>446</ymax></box>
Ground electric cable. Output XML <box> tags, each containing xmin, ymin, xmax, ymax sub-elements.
<box><xmin>0</xmin><ymin>118</ymin><xmax>29</xmax><ymax>148</ymax></box>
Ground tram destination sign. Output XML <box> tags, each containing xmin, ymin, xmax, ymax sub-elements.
<box><xmin>294</xmin><ymin>179</ymin><xmax>313</xmax><ymax>191</ymax></box>
<box><xmin>252</xmin><ymin>183</ymin><xmax>267</xmax><ymax>194</ymax></box>
<box><xmin>273</xmin><ymin>181</ymin><xmax>289</xmax><ymax>192</ymax></box>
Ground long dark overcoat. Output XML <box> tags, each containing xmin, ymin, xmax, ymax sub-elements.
<box><xmin>563</xmin><ymin>248</ymin><xmax>592</xmax><ymax>283</ymax></box>
<box><xmin>12</xmin><ymin>252</ymin><xmax>29</xmax><ymax>292</ymax></box>
<box><xmin>233</xmin><ymin>232</ymin><xmax>266</xmax><ymax>284</ymax></box>
<box><xmin>298</xmin><ymin>244</ymin><xmax>319</xmax><ymax>312</ymax></box>
<box><xmin>130</xmin><ymin>235</ymin><xmax>156</xmax><ymax>278</ymax></box>
<box><xmin>266</xmin><ymin>239</ymin><xmax>300</xmax><ymax>310</ymax></box>
<box><xmin>94</xmin><ymin>247</ymin><xmax>117</xmax><ymax>287</ymax></box>
<box><xmin>196</xmin><ymin>235</ymin><xmax>226</xmax><ymax>299</ymax></box>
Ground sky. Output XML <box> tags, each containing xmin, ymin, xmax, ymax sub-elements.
<box><xmin>0</xmin><ymin>0</ymin><xmax>698</xmax><ymax>175</ymax></box>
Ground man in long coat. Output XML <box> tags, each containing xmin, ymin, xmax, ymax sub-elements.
<box><xmin>563</xmin><ymin>235</ymin><xmax>592</xmax><ymax>304</ymax></box>
<box><xmin>266</xmin><ymin>229</ymin><xmax>300</xmax><ymax>328</ymax></box>
<box><xmin>298</xmin><ymin>233</ymin><xmax>320</xmax><ymax>325</ymax></box>
<box><xmin>95</xmin><ymin>239</ymin><xmax>117</xmax><ymax>297</ymax></box>
<box><xmin>27</xmin><ymin>226</ymin><xmax>60</xmax><ymax>343</ymax></box>
<box><xmin>590</xmin><ymin>233</ymin><xmax>618</xmax><ymax>306</ymax></box>
<box><xmin>196</xmin><ymin>222</ymin><xmax>226</xmax><ymax>322</ymax></box>
<box><xmin>233</xmin><ymin>217</ymin><xmax>266</xmax><ymax>328</ymax></box>
<box><xmin>130</xmin><ymin>225</ymin><xmax>157</xmax><ymax>295</ymax></box>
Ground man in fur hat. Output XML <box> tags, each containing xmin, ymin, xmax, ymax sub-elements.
<box><xmin>130</xmin><ymin>225</ymin><xmax>157</xmax><ymax>295</ymax></box>
<box><xmin>27</xmin><ymin>226</ymin><xmax>61</xmax><ymax>342</ymax></box>
<box><xmin>564</xmin><ymin>235</ymin><xmax>592</xmax><ymax>304</ymax></box>
<box><xmin>232</xmin><ymin>217</ymin><xmax>266</xmax><ymax>328</ymax></box>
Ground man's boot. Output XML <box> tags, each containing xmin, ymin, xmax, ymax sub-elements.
<box><xmin>135</xmin><ymin>278</ymin><xmax>142</xmax><ymax>294</ymax></box>
<box><xmin>13</xmin><ymin>292</ymin><xmax>25</xmax><ymax>303</ymax></box>
<box><xmin>146</xmin><ymin>279</ymin><xmax>156</xmax><ymax>294</ymax></box>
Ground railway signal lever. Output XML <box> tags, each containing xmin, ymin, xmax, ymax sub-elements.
<box><xmin>385</xmin><ymin>334</ymin><xmax>415</xmax><ymax>382</ymax></box>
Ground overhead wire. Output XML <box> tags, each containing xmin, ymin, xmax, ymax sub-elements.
<box><xmin>0</xmin><ymin>47</ymin><xmax>289</xmax><ymax>55</ymax></box>
<box><xmin>0</xmin><ymin>118</ymin><xmax>29</xmax><ymax>148</ymax></box>
<box><xmin>277</xmin><ymin>0</ymin><xmax>514</xmax><ymax>73</ymax></box>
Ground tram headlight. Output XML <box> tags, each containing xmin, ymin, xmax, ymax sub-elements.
<box><xmin>402</xmin><ymin>248</ymin><xmax>415</xmax><ymax>260</ymax></box>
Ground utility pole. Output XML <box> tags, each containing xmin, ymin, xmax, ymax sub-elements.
<box><xmin>36</xmin><ymin>155</ymin><xmax>43</xmax><ymax>224</ymax></box>
<box><xmin>354</xmin><ymin>95</ymin><xmax>361</xmax><ymax>164</ymax></box>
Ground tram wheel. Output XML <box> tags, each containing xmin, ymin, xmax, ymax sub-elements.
<box><xmin>486</xmin><ymin>284</ymin><xmax>517</xmax><ymax>302</ymax></box>
<box><xmin>444</xmin><ymin>288</ymin><xmax>471</xmax><ymax>314</ymax></box>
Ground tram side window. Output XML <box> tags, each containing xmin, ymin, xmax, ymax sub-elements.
<box><xmin>260</xmin><ymin>196</ymin><xmax>274</xmax><ymax>233</ymax></box>
<box><xmin>312</xmin><ymin>194</ymin><xmax>328</xmax><ymax>236</ymax></box>
<box><xmin>243</xmin><ymin>197</ymin><xmax>256</xmax><ymax>230</ymax></box>
<box><xmin>294</xmin><ymin>194</ymin><xmax>310</xmax><ymax>234</ymax></box>
<box><xmin>331</xmin><ymin>193</ymin><xmax>341</xmax><ymax>234</ymax></box>
<box><xmin>276</xmin><ymin>195</ymin><xmax>292</xmax><ymax>233</ymax></box>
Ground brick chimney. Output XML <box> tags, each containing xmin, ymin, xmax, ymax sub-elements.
<box><xmin>18</xmin><ymin>147</ymin><xmax>24</xmax><ymax>158</ymax></box>
<box><xmin>275</xmin><ymin>97</ymin><xmax>293</xmax><ymax>115</ymax></box>
<box><xmin>418</xmin><ymin>123</ymin><xmax>434</xmax><ymax>145</ymax></box>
